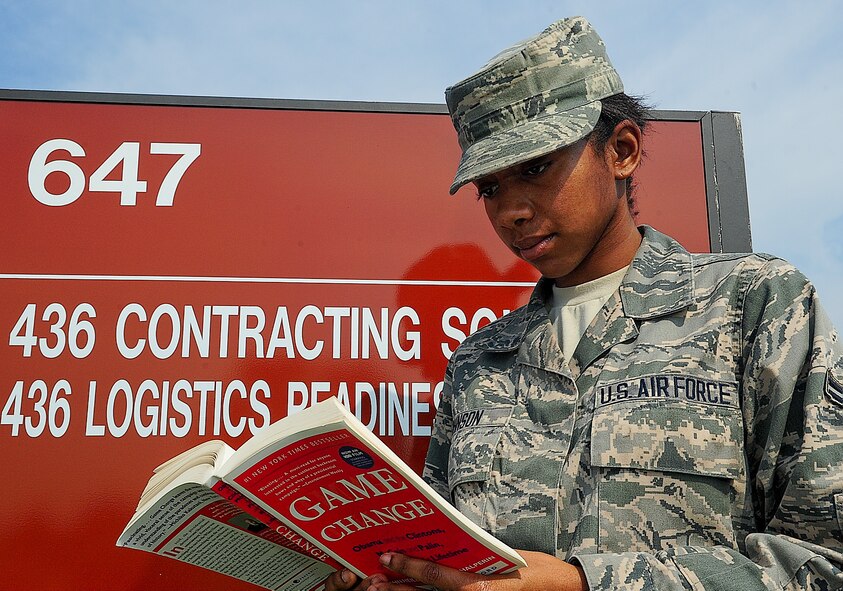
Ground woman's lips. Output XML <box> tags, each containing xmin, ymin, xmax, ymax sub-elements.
<box><xmin>516</xmin><ymin>234</ymin><xmax>555</xmax><ymax>261</ymax></box>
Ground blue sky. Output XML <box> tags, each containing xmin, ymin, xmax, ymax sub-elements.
<box><xmin>2</xmin><ymin>1</ymin><xmax>843</xmax><ymax>324</ymax></box>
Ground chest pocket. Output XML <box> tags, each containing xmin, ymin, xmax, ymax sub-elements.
<box><xmin>447</xmin><ymin>406</ymin><xmax>512</xmax><ymax>531</ymax></box>
<box><xmin>590</xmin><ymin>396</ymin><xmax>745</xmax><ymax>553</ymax></box>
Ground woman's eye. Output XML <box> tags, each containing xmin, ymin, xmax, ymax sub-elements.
<box><xmin>477</xmin><ymin>184</ymin><xmax>498</xmax><ymax>199</ymax></box>
<box><xmin>523</xmin><ymin>162</ymin><xmax>550</xmax><ymax>176</ymax></box>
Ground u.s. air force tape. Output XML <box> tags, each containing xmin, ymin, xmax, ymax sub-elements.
<box><xmin>596</xmin><ymin>374</ymin><xmax>739</xmax><ymax>408</ymax></box>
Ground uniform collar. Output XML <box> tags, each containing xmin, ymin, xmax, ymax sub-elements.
<box><xmin>620</xmin><ymin>225</ymin><xmax>695</xmax><ymax>319</ymax></box>
<box><xmin>475</xmin><ymin>225</ymin><xmax>695</xmax><ymax>352</ymax></box>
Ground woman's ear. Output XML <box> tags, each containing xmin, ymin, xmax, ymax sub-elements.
<box><xmin>609</xmin><ymin>119</ymin><xmax>643</xmax><ymax>180</ymax></box>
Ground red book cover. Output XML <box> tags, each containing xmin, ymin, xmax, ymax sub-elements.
<box><xmin>228</xmin><ymin>426</ymin><xmax>521</xmax><ymax>583</ymax></box>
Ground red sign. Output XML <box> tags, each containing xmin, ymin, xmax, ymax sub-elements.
<box><xmin>0</xmin><ymin>94</ymin><xmax>714</xmax><ymax>590</ymax></box>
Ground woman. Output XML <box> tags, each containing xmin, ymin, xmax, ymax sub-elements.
<box><xmin>327</xmin><ymin>16</ymin><xmax>843</xmax><ymax>591</ymax></box>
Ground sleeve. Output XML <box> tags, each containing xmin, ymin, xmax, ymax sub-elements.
<box><xmin>422</xmin><ymin>358</ymin><xmax>455</xmax><ymax>501</ymax></box>
<box><xmin>573</xmin><ymin>259</ymin><xmax>843</xmax><ymax>590</ymax></box>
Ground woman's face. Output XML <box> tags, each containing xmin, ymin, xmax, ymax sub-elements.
<box><xmin>474</xmin><ymin>131</ymin><xmax>640</xmax><ymax>287</ymax></box>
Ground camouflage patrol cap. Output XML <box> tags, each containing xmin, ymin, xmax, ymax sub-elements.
<box><xmin>446</xmin><ymin>16</ymin><xmax>623</xmax><ymax>194</ymax></box>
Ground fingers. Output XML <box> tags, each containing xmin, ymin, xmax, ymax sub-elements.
<box><xmin>368</xmin><ymin>553</ymin><xmax>481</xmax><ymax>591</ymax></box>
<box><xmin>325</xmin><ymin>568</ymin><xmax>358</xmax><ymax>591</ymax></box>
<box><xmin>325</xmin><ymin>568</ymin><xmax>388</xmax><ymax>591</ymax></box>
<box><xmin>359</xmin><ymin>550</ymin><xmax>586</xmax><ymax>591</ymax></box>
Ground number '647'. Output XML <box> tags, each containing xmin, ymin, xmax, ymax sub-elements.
<box><xmin>27</xmin><ymin>139</ymin><xmax>201</xmax><ymax>207</ymax></box>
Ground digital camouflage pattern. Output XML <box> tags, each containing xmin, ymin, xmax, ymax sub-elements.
<box><xmin>424</xmin><ymin>227</ymin><xmax>843</xmax><ymax>590</ymax></box>
<box><xmin>445</xmin><ymin>16</ymin><xmax>623</xmax><ymax>194</ymax></box>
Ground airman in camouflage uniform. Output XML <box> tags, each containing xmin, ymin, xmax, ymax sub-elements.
<box><xmin>327</xmin><ymin>15</ymin><xmax>843</xmax><ymax>591</ymax></box>
<box><xmin>424</xmin><ymin>226</ymin><xmax>843</xmax><ymax>589</ymax></box>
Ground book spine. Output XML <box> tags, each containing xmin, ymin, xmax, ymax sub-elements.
<box><xmin>211</xmin><ymin>479</ymin><xmax>343</xmax><ymax>570</ymax></box>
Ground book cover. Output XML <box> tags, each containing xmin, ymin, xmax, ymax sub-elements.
<box><xmin>225</xmin><ymin>418</ymin><xmax>521</xmax><ymax>582</ymax></box>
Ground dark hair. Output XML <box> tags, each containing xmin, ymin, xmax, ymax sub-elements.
<box><xmin>589</xmin><ymin>93</ymin><xmax>651</xmax><ymax>216</ymax></box>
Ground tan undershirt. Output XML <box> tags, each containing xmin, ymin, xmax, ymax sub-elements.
<box><xmin>549</xmin><ymin>266</ymin><xmax>629</xmax><ymax>362</ymax></box>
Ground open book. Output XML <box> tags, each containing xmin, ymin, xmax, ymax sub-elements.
<box><xmin>117</xmin><ymin>397</ymin><xmax>526</xmax><ymax>590</ymax></box>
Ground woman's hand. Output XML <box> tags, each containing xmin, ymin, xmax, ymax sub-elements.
<box><xmin>361</xmin><ymin>550</ymin><xmax>587</xmax><ymax>591</ymax></box>
<box><xmin>324</xmin><ymin>567</ymin><xmax>388</xmax><ymax>591</ymax></box>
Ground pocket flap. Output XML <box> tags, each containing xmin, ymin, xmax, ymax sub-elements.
<box><xmin>591</xmin><ymin>400</ymin><xmax>744</xmax><ymax>480</ymax></box>
<box><xmin>447</xmin><ymin>406</ymin><xmax>512</xmax><ymax>489</ymax></box>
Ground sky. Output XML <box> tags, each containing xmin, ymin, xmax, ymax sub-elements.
<box><xmin>2</xmin><ymin>0</ymin><xmax>843</xmax><ymax>324</ymax></box>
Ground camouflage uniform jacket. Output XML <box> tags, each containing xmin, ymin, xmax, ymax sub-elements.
<box><xmin>423</xmin><ymin>226</ymin><xmax>843</xmax><ymax>590</ymax></box>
